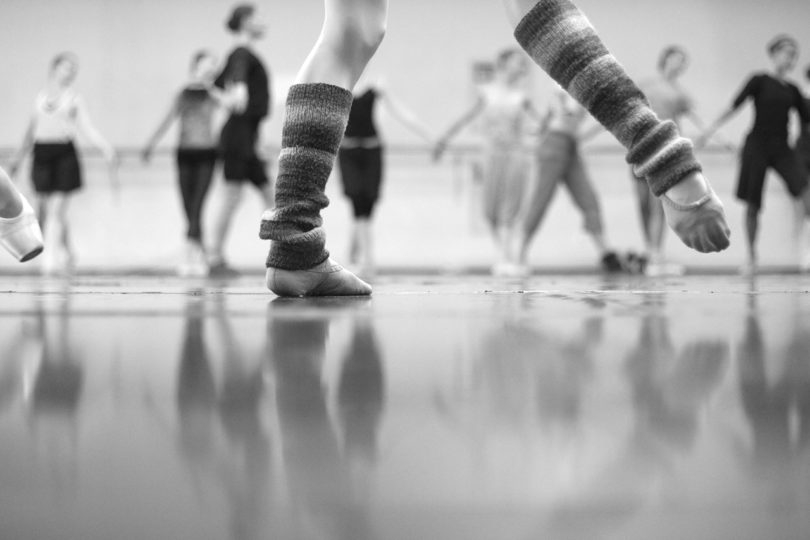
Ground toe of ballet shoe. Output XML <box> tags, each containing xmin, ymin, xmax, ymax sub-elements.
<box><xmin>266</xmin><ymin>259</ymin><xmax>372</xmax><ymax>297</ymax></box>
<box><xmin>0</xmin><ymin>197</ymin><xmax>45</xmax><ymax>262</ymax></box>
<box><xmin>665</xmin><ymin>193</ymin><xmax>731</xmax><ymax>253</ymax></box>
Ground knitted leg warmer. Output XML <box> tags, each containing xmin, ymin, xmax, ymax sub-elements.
<box><xmin>514</xmin><ymin>0</ymin><xmax>699</xmax><ymax>196</ymax></box>
<box><xmin>261</xmin><ymin>83</ymin><xmax>352</xmax><ymax>270</ymax></box>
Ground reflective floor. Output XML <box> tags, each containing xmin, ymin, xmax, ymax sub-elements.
<box><xmin>1</xmin><ymin>275</ymin><xmax>809</xmax><ymax>540</ymax></box>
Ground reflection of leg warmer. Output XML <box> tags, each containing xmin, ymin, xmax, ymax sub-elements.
<box><xmin>260</xmin><ymin>84</ymin><xmax>353</xmax><ymax>270</ymax></box>
<box><xmin>514</xmin><ymin>0</ymin><xmax>700</xmax><ymax>195</ymax></box>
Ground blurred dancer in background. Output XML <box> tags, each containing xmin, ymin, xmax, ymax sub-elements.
<box><xmin>142</xmin><ymin>50</ymin><xmax>224</xmax><ymax>277</ymax></box>
<box><xmin>519</xmin><ymin>86</ymin><xmax>623</xmax><ymax>274</ymax></box>
<box><xmin>339</xmin><ymin>76</ymin><xmax>432</xmax><ymax>278</ymax></box>
<box><xmin>209</xmin><ymin>3</ymin><xmax>274</xmax><ymax>277</ymax></box>
<box><xmin>636</xmin><ymin>46</ymin><xmax>721</xmax><ymax>276</ymax></box>
<box><xmin>9</xmin><ymin>52</ymin><xmax>116</xmax><ymax>275</ymax></box>
<box><xmin>0</xmin><ymin>166</ymin><xmax>43</xmax><ymax>262</ymax></box>
<box><xmin>700</xmin><ymin>35</ymin><xmax>810</xmax><ymax>275</ymax></box>
<box><xmin>260</xmin><ymin>0</ymin><xmax>730</xmax><ymax>297</ymax></box>
<box><xmin>434</xmin><ymin>48</ymin><xmax>541</xmax><ymax>276</ymax></box>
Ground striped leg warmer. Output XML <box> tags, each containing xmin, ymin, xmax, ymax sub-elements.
<box><xmin>260</xmin><ymin>84</ymin><xmax>353</xmax><ymax>270</ymax></box>
<box><xmin>514</xmin><ymin>0</ymin><xmax>701</xmax><ymax>196</ymax></box>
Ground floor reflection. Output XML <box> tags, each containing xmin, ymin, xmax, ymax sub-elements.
<box><xmin>0</xmin><ymin>277</ymin><xmax>809</xmax><ymax>540</ymax></box>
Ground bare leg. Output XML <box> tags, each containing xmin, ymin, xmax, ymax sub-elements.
<box><xmin>506</xmin><ymin>0</ymin><xmax>730</xmax><ymax>253</ymax></box>
<box><xmin>210</xmin><ymin>182</ymin><xmax>244</xmax><ymax>270</ymax></box>
<box><xmin>743</xmin><ymin>205</ymin><xmax>759</xmax><ymax>275</ymax></box>
<box><xmin>260</xmin><ymin>0</ymin><xmax>385</xmax><ymax>296</ymax></box>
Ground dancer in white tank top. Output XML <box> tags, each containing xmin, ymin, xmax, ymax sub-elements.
<box><xmin>9</xmin><ymin>52</ymin><xmax>117</xmax><ymax>275</ymax></box>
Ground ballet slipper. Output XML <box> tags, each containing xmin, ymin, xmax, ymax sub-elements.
<box><xmin>266</xmin><ymin>258</ymin><xmax>372</xmax><ymax>297</ymax></box>
<box><xmin>660</xmin><ymin>177</ymin><xmax>730</xmax><ymax>254</ymax></box>
<box><xmin>0</xmin><ymin>195</ymin><xmax>44</xmax><ymax>262</ymax></box>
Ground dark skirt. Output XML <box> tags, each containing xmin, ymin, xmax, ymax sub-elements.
<box><xmin>32</xmin><ymin>141</ymin><xmax>82</xmax><ymax>194</ymax></box>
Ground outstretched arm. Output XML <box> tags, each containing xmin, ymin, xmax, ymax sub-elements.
<box><xmin>377</xmin><ymin>86</ymin><xmax>433</xmax><ymax>143</ymax></box>
<box><xmin>74</xmin><ymin>96</ymin><xmax>116</xmax><ymax>162</ymax></box>
<box><xmin>433</xmin><ymin>96</ymin><xmax>486</xmax><ymax>160</ymax></box>
<box><xmin>141</xmin><ymin>96</ymin><xmax>179</xmax><ymax>162</ymax></box>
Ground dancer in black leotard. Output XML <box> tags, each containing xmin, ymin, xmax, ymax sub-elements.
<box><xmin>701</xmin><ymin>36</ymin><xmax>810</xmax><ymax>275</ymax></box>
<box><xmin>339</xmin><ymin>79</ymin><xmax>431</xmax><ymax>277</ymax></box>
<box><xmin>209</xmin><ymin>3</ymin><xmax>274</xmax><ymax>277</ymax></box>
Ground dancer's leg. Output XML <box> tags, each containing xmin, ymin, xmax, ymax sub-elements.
<box><xmin>519</xmin><ymin>136</ymin><xmax>566</xmax><ymax>264</ymax></box>
<box><xmin>260</xmin><ymin>0</ymin><xmax>386</xmax><ymax>296</ymax></box>
<box><xmin>210</xmin><ymin>182</ymin><xmax>243</xmax><ymax>271</ymax></box>
<box><xmin>743</xmin><ymin>205</ymin><xmax>759</xmax><ymax>274</ymax></box>
<box><xmin>0</xmin><ymin>167</ymin><xmax>43</xmax><ymax>262</ymax></box>
<box><xmin>506</xmin><ymin>0</ymin><xmax>730</xmax><ymax>253</ymax></box>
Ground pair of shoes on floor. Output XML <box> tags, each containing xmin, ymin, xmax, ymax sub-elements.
<box><xmin>0</xmin><ymin>195</ymin><xmax>44</xmax><ymax>262</ymax></box>
<box><xmin>601</xmin><ymin>251</ymin><xmax>625</xmax><ymax>273</ymax></box>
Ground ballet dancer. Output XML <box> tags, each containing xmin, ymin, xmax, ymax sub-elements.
<box><xmin>434</xmin><ymin>48</ymin><xmax>542</xmax><ymax>276</ymax></box>
<box><xmin>142</xmin><ymin>50</ymin><xmax>224</xmax><ymax>277</ymax></box>
<box><xmin>0</xmin><ymin>166</ymin><xmax>44</xmax><ymax>262</ymax></box>
<box><xmin>339</xmin><ymin>76</ymin><xmax>432</xmax><ymax>277</ymax></box>
<box><xmin>209</xmin><ymin>3</ymin><xmax>275</xmax><ymax>277</ymax></box>
<box><xmin>519</xmin><ymin>86</ymin><xmax>624</xmax><ymax>274</ymax></box>
<box><xmin>260</xmin><ymin>0</ymin><xmax>730</xmax><ymax>297</ymax></box>
<box><xmin>9</xmin><ymin>52</ymin><xmax>117</xmax><ymax>274</ymax></box>
<box><xmin>699</xmin><ymin>35</ymin><xmax>810</xmax><ymax>275</ymax></box>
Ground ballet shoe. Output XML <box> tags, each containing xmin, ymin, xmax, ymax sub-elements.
<box><xmin>266</xmin><ymin>258</ymin><xmax>372</xmax><ymax>297</ymax></box>
<box><xmin>661</xmin><ymin>181</ymin><xmax>730</xmax><ymax>254</ymax></box>
<box><xmin>0</xmin><ymin>195</ymin><xmax>44</xmax><ymax>262</ymax></box>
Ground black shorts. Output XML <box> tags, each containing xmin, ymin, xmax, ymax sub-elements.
<box><xmin>32</xmin><ymin>141</ymin><xmax>82</xmax><ymax>194</ymax></box>
<box><xmin>338</xmin><ymin>146</ymin><xmax>383</xmax><ymax>218</ymax></box>
<box><xmin>737</xmin><ymin>133</ymin><xmax>808</xmax><ymax>210</ymax></box>
<box><xmin>219</xmin><ymin>115</ymin><xmax>268</xmax><ymax>188</ymax></box>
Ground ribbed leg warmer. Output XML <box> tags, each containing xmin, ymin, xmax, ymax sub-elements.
<box><xmin>514</xmin><ymin>0</ymin><xmax>701</xmax><ymax>196</ymax></box>
<box><xmin>260</xmin><ymin>84</ymin><xmax>353</xmax><ymax>270</ymax></box>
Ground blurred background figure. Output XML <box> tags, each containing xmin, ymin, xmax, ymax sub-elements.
<box><xmin>519</xmin><ymin>87</ymin><xmax>624</xmax><ymax>274</ymax></box>
<box><xmin>209</xmin><ymin>3</ymin><xmax>274</xmax><ymax>278</ymax></box>
<box><xmin>142</xmin><ymin>50</ymin><xmax>224</xmax><ymax>278</ymax></box>
<box><xmin>8</xmin><ymin>52</ymin><xmax>117</xmax><ymax>275</ymax></box>
<box><xmin>700</xmin><ymin>35</ymin><xmax>810</xmax><ymax>275</ymax></box>
<box><xmin>338</xmin><ymin>76</ymin><xmax>432</xmax><ymax>278</ymax></box>
<box><xmin>0</xmin><ymin>165</ymin><xmax>44</xmax><ymax>262</ymax></box>
<box><xmin>636</xmin><ymin>46</ymin><xmax>722</xmax><ymax>276</ymax></box>
<box><xmin>434</xmin><ymin>48</ymin><xmax>541</xmax><ymax>276</ymax></box>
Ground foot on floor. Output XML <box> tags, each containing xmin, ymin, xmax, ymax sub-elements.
<box><xmin>266</xmin><ymin>258</ymin><xmax>372</xmax><ymax>297</ymax></box>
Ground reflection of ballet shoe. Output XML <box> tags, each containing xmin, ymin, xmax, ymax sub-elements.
<box><xmin>661</xmin><ymin>186</ymin><xmax>730</xmax><ymax>253</ymax></box>
<box><xmin>0</xmin><ymin>195</ymin><xmax>44</xmax><ymax>262</ymax></box>
<box><xmin>266</xmin><ymin>258</ymin><xmax>372</xmax><ymax>297</ymax></box>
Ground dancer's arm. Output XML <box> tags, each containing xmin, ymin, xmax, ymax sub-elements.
<box><xmin>8</xmin><ymin>118</ymin><xmax>36</xmax><ymax>178</ymax></box>
<box><xmin>433</xmin><ymin>96</ymin><xmax>486</xmax><ymax>160</ymax></box>
<box><xmin>141</xmin><ymin>95</ymin><xmax>180</xmax><ymax>163</ymax></box>
<box><xmin>75</xmin><ymin>96</ymin><xmax>116</xmax><ymax>163</ymax></box>
<box><xmin>698</xmin><ymin>76</ymin><xmax>757</xmax><ymax>147</ymax></box>
<box><xmin>377</xmin><ymin>85</ymin><xmax>433</xmax><ymax>143</ymax></box>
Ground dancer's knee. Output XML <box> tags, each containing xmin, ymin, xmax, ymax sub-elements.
<box><xmin>329</xmin><ymin>15</ymin><xmax>386</xmax><ymax>67</ymax></box>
